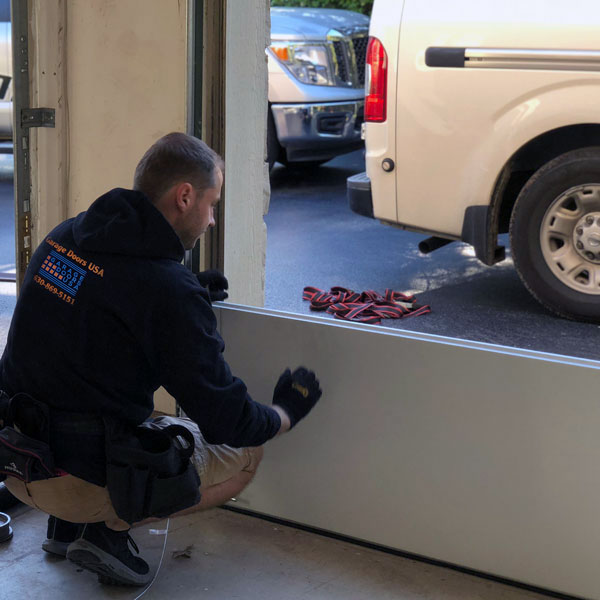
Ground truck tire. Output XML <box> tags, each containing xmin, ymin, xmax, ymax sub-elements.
<box><xmin>510</xmin><ymin>147</ymin><xmax>600</xmax><ymax>322</ymax></box>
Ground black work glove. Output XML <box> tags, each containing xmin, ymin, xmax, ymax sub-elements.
<box><xmin>196</xmin><ymin>269</ymin><xmax>229</xmax><ymax>302</ymax></box>
<box><xmin>272</xmin><ymin>367</ymin><xmax>322</xmax><ymax>429</ymax></box>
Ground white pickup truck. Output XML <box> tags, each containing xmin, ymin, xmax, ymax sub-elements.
<box><xmin>268</xmin><ymin>7</ymin><xmax>369</xmax><ymax>169</ymax></box>
<box><xmin>347</xmin><ymin>0</ymin><xmax>600</xmax><ymax>322</ymax></box>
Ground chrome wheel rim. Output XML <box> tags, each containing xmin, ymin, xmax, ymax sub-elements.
<box><xmin>540</xmin><ymin>184</ymin><xmax>600</xmax><ymax>295</ymax></box>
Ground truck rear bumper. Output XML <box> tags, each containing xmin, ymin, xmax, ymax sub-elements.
<box><xmin>271</xmin><ymin>100</ymin><xmax>364</xmax><ymax>162</ymax></box>
<box><xmin>347</xmin><ymin>171</ymin><xmax>373</xmax><ymax>218</ymax></box>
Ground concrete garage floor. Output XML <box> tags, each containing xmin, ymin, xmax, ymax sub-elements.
<box><xmin>0</xmin><ymin>505</ymin><xmax>554</xmax><ymax>600</ymax></box>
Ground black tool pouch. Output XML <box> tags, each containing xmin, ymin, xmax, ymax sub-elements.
<box><xmin>0</xmin><ymin>427</ymin><xmax>56</xmax><ymax>482</ymax></box>
<box><xmin>104</xmin><ymin>418</ymin><xmax>201</xmax><ymax>524</ymax></box>
<box><xmin>0</xmin><ymin>392</ymin><xmax>56</xmax><ymax>483</ymax></box>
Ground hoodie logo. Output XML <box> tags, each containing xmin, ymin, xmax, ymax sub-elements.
<box><xmin>34</xmin><ymin>248</ymin><xmax>88</xmax><ymax>305</ymax></box>
<box><xmin>39</xmin><ymin>250</ymin><xmax>87</xmax><ymax>296</ymax></box>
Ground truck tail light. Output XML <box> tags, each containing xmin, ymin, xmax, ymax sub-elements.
<box><xmin>365</xmin><ymin>37</ymin><xmax>387</xmax><ymax>123</ymax></box>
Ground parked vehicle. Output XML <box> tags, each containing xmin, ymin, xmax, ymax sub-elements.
<box><xmin>0</xmin><ymin>7</ymin><xmax>11</xmax><ymax>143</ymax></box>
<box><xmin>347</xmin><ymin>0</ymin><xmax>600</xmax><ymax>322</ymax></box>
<box><xmin>268</xmin><ymin>7</ymin><xmax>369</xmax><ymax>170</ymax></box>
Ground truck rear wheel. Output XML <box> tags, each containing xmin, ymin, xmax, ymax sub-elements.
<box><xmin>510</xmin><ymin>147</ymin><xmax>600</xmax><ymax>322</ymax></box>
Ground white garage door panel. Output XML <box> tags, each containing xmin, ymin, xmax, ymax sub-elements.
<box><xmin>218</xmin><ymin>305</ymin><xmax>600</xmax><ymax>599</ymax></box>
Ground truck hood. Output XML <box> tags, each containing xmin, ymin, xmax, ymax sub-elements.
<box><xmin>270</xmin><ymin>7</ymin><xmax>369</xmax><ymax>42</ymax></box>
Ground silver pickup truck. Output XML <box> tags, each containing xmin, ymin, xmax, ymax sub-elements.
<box><xmin>0</xmin><ymin>2</ymin><xmax>11</xmax><ymax>144</ymax></box>
<box><xmin>268</xmin><ymin>7</ymin><xmax>369</xmax><ymax>169</ymax></box>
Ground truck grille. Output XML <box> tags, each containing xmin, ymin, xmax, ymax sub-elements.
<box><xmin>333</xmin><ymin>41</ymin><xmax>349</xmax><ymax>82</ymax></box>
<box><xmin>352</xmin><ymin>36</ymin><xmax>368</xmax><ymax>85</ymax></box>
<box><xmin>329</xmin><ymin>32</ymin><xmax>369</xmax><ymax>88</ymax></box>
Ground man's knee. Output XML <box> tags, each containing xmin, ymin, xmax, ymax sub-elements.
<box><xmin>242</xmin><ymin>445</ymin><xmax>264</xmax><ymax>475</ymax></box>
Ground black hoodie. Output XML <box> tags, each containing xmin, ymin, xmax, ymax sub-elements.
<box><xmin>0</xmin><ymin>188</ymin><xmax>280</xmax><ymax>484</ymax></box>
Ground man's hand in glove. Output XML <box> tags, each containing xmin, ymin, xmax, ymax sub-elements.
<box><xmin>272</xmin><ymin>367</ymin><xmax>322</xmax><ymax>429</ymax></box>
<box><xmin>196</xmin><ymin>269</ymin><xmax>229</xmax><ymax>302</ymax></box>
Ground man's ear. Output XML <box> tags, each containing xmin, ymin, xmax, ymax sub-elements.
<box><xmin>174</xmin><ymin>182</ymin><xmax>194</xmax><ymax>212</ymax></box>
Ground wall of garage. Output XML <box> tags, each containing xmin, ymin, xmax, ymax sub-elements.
<box><xmin>28</xmin><ymin>0</ymin><xmax>188</xmax><ymax>245</ymax></box>
<box><xmin>223</xmin><ymin>0</ymin><xmax>270</xmax><ymax>308</ymax></box>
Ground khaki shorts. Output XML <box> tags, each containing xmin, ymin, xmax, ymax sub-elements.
<box><xmin>4</xmin><ymin>416</ymin><xmax>259</xmax><ymax>530</ymax></box>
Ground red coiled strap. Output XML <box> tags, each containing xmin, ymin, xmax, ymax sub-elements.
<box><xmin>302</xmin><ymin>286</ymin><xmax>430</xmax><ymax>324</ymax></box>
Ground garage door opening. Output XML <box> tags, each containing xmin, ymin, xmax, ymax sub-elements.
<box><xmin>262</xmin><ymin>3</ymin><xmax>600</xmax><ymax>363</ymax></box>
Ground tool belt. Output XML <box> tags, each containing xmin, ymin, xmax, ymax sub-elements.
<box><xmin>104</xmin><ymin>416</ymin><xmax>201</xmax><ymax>524</ymax></box>
<box><xmin>0</xmin><ymin>390</ymin><xmax>201</xmax><ymax>523</ymax></box>
<box><xmin>0</xmin><ymin>390</ymin><xmax>58</xmax><ymax>483</ymax></box>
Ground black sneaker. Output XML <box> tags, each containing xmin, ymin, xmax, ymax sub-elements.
<box><xmin>42</xmin><ymin>516</ymin><xmax>83</xmax><ymax>557</ymax></box>
<box><xmin>66</xmin><ymin>522</ymin><xmax>151</xmax><ymax>586</ymax></box>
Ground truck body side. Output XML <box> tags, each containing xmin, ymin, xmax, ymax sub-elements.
<box><xmin>366</xmin><ymin>0</ymin><xmax>600</xmax><ymax>244</ymax></box>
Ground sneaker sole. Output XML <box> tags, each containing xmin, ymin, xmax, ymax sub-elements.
<box><xmin>66</xmin><ymin>539</ymin><xmax>152</xmax><ymax>587</ymax></box>
<box><xmin>41</xmin><ymin>539</ymin><xmax>70</xmax><ymax>557</ymax></box>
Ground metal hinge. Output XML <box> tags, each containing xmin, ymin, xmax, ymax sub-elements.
<box><xmin>21</xmin><ymin>108</ymin><xmax>55</xmax><ymax>128</ymax></box>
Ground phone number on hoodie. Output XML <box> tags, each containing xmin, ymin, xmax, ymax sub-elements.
<box><xmin>34</xmin><ymin>274</ymin><xmax>75</xmax><ymax>305</ymax></box>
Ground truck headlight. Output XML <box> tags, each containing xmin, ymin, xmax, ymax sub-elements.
<box><xmin>270</xmin><ymin>42</ymin><xmax>336</xmax><ymax>86</ymax></box>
